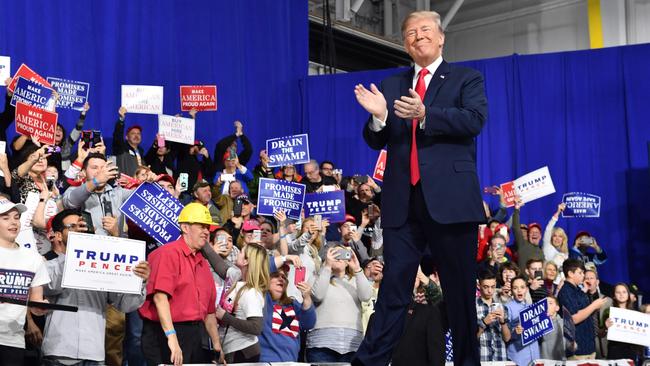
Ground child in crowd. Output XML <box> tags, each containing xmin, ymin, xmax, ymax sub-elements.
<box><xmin>504</xmin><ymin>276</ymin><xmax>540</xmax><ymax>365</ymax></box>
<box><xmin>539</xmin><ymin>296</ymin><xmax>567</xmax><ymax>360</ymax></box>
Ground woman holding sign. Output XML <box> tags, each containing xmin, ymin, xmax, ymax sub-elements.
<box><xmin>603</xmin><ymin>283</ymin><xmax>644</xmax><ymax>361</ymax></box>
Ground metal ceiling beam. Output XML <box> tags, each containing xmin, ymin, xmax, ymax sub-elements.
<box><xmin>442</xmin><ymin>0</ymin><xmax>465</xmax><ymax>30</ymax></box>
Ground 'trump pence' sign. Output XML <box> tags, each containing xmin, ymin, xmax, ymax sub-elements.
<box><xmin>62</xmin><ymin>232</ymin><xmax>146</xmax><ymax>294</ymax></box>
<box><xmin>256</xmin><ymin>178</ymin><xmax>306</xmax><ymax>220</ymax></box>
<box><xmin>519</xmin><ymin>298</ymin><xmax>554</xmax><ymax>346</ymax></box>
<box><xmin>180</xmin><ymin>85</ymin><xmax>217</xmax><ymax>111</ymax></box>
<box><xmin>304</xmin><ymin>190</ymin><xmax>346</xmax><ymax>223</ymax></box>
<box><xmin>499</xmin><ymin>166</ymin><xmax>556</xmax><ymax>207</ymax></box>
<box><xmin>158</xmin><ymin>114</ymin><xmax>195</xmax><ymax>145</ymax></box>
<box><xmin>47</xmin><ymin>77</ymin><xmax>90</xmax><ymax>110</ymax></box>
<box><xmin>15</xmin><ymin>102</ymin><xmax>58</xmax><ymax>145</ymax></box>
<box><xmin>266</xmin><ymin>134</ymin><xmax>310</xmax><ymax>167</ymax></box>
<box><xmin>120</xmin><ymin>182</ymin><xmax>183</xmax><ymax>245</ymax></box>
<box><xmin>607</xmin><ymin>307</ymin><xmax>650</xmax><ymax>347</ymax></box>
<box><xmin>121</xmin><ymin>85</ymin><xmax>164</xmax><ymax>114</ymax></box>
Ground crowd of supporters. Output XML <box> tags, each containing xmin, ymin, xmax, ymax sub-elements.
<box><xmin>0</xmin><ymin>78</ymin><xmax>648</xmax><ymax>366</ymax></box>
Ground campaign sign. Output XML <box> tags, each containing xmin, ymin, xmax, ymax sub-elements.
<box><xmin>561</xmin><ymin>192</ymin><xmax>601</xmax><ymax>218</ymax></box>
<box><xmin>500</xmin><ymin>181</ymin><xmax>516</xmax><ymax>207</ymax></box>
<box><xmin>62</xmin><ymin>232</ymin><xmax>146</xmax><ymax>294</ymax></box>
<box><xmin>256</xmin><ymin>178</ymin><xmax>306</xmax><ymax>220</ymax></box>
<box><xmin>119</xmin><ymin>182</ymin><xmax>183</xmax><ymax>245</ymax></box>
<box><xmin>304</xmin><ymin>190</ymin><xmax>346</xmax><ymax>223</ymax></box>
<box><xmin>180</xmin><ymin>85</ymin><xmax>217</xmax><ymax>111</ymax></box>
<box><xmin>15</xmin><ymin>102</ymin><xmax>58</xmax><ymax>145</ymax></box>
<box><xmin>11</xmin><ymin>77</ymin><xmax>55</xmax><ymax>109</ymax></box>
<box><xmin>266</xmin><ymin>134</ymin><xmax>310</xmax><ymax>167</ymax></box>
<box><xmin>373</xmin><ymin>149</ymin><xmax>387</xmax><ymax>182</ymax></box>
<box><xmin>8</xmin><ymin>63</ymin><xmax>51</xmax><ymax>93</ymax></box>
<box><xmin>513</xmin><ymin>166</ymin><xmax>555</xmax><ymax>204</ymax></box>
<box><xmin>158</xmin><ymin>114</ymin><xmax>195</xmax><ymax>145</ymax></box>
<box><xmin>0</xmin><ymin>268</ymin><xmax>34</xmax><ymax>303</ymax></box>
<box><xmin>0</xmin><ymin>56</ymin><xmax>9</xmax><ymax>86</ymax></box>
<box><xmin>607</xmin><ymin>307</ymin><xmax>650</xmax><ymax>347</ymax></box>
<box><xmin>519</xmin><ymin>298</ymin><xmax>554</xmax><ymax>346</ymax></box>
<box><xmin>121</xmin><ymin>85</ymin><xmax>164</xmax><ymax>115</ymax></box>
<box><xmin>46</xmin><ymin>77</ymin><xmax>90</xmax><ymax>110</ymax></box>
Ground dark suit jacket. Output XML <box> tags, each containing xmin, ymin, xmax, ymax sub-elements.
<box><xmin>363</xmin><ymin>61</ymin><xmax>488</xmax><ymax>227</ymax></box>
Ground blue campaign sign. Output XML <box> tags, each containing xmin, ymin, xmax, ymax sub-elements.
<box><xmin>266</xmin><ymin>133</ymin><xmax>310</xmax><ymax>167</ymax></box>
<box><xmin>256</xmin><ymin>178</ymin><xmax>305</xmax><ymax>220</ymax></box>
<box><xmin>119</xmin><ymin>182</ymin><xmax>183</xmax><ymax>245</ymax></box>
<box><xmin>562</xmin><ymin>192</ymin><xmax>601</xmax><ymax>218</ymax></box>
<box><xmin>304</xmin><ymin>190</ymin><xmax>346</xmax><ymax>223</ymax></box>
<box><xmin>47</xmin><ymin>77</ymin><xmax>90</xmax><ymax>110</ymax></box>
<box><xmin>519</xmin><ymin>298</ymin><xmax>554</xmax><ymax>346</ymax></box>
<box><xmin>10</xmin><ymin>77</ymin><xmax>55</xmax><ymax>109</ymax></box>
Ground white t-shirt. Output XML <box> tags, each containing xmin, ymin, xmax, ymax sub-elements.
<box><xmin>221</xmin><ymin>281</ymin><xmax>264</xmax><ymax>354</ymax></box>
<box><xmin>0</xmin><ymin>244</ymin><xmax>50</xmax><ymax>348</ymax></box>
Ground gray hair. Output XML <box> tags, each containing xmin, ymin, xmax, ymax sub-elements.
<box><xmin>401</xmin><ymin>11</ymin><xmax>444</xmax><ymax>36</ymax></box>
<box><xmin>304</xmin><ymin>159</ymin><xmax>319</xmax><ymax>171</ymax></box>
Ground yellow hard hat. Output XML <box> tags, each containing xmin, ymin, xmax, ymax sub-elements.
<box><xmin>178</xmin><ymin>202</ymin><xmax>220</xmax><ymax>229</ymax></box>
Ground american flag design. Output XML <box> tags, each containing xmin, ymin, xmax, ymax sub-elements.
<box><xmin>272</xmin><ymin>304</ymin><xmax>300</xmax><ymax>338</ymax></box>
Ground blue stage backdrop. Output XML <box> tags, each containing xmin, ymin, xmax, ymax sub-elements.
<box><xmin>1</xmin><ymin>1</ymin><xmax>648</xmax><ymax>290</ymax></box>
<box><xmin>303</xmin><ymin>45</ymin><xmax>650</xmax><ymax>290</ymax></box>
<box><xmin>0</xmin><ymin>0</ymin><xmax>308</xmax><ymax>157</ymax></box>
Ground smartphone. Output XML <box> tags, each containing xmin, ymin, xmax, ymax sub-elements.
<box><xmin>81</xmin><ymin>130</ymin><xmax>92</xmax><ymax>147</ymax></box>
<box><xmin>233</xmin><ymin>199</ymin><xmax>243</xmax><ymax>217</ymax></box>
<box><xmin>580</xmin><ymin>237</ymin><xmax>594</xmax><ymax>245</ymax></box>
<box><xmin>217</xmin><ymin>234</ymin><xmax>228</xmax><ymax>249</ymax></box>
<box><xmin>534</xmin><ymin>270</ymin><xmax>543</xmax><ymax>280</ymax></box>
<box><xmin>252</xmin><ymin>229</ymin><xmax>262</xmax><ymax>243</ymax></box>
<box><xmin>490</xmin><ymin>302</ymin><xmax>503</xmax><ymax>314</ymax></box>
<box><xmin>46</xmin><ymin>177</ymin><xmax>56</xmax><ymax>190</ymax></box>
<box><xmin>333</xmin><ymin>168</ymin><xmax>342</xmax><ymax>176</ymax></box>
<box><xmin>178</xmin><ymin>173</ymin><xmax>189</xmax><ymax>192</ymax></box>
<box><xmin>354</xmin><ymin>175</ymin><xmax>368</xmax><ymax>184</ymax></box>
<box><xmin>335</xmin><ymin>248</ymin><xmax>352</xmax><ymax>261</ymax></box>
<box><xmin>157</xmin><ymin>134</ymin><xmax>166</xmax><ymax>148</ymax></box>
<box><xmin>294</xmin><ymin>267</ymin><xmax>306</xmax><ymax>285</ymax></box>
<box><xmin>314</xmin><ymin>214</ymin><xmax>322</xmax><ymax>230</ymax></box>
<box><xmin>103</xmin><ymin>198</ymin><xmax>113</xmax><ymax>217</ymax></box>
<box><xmin>91</xmin><ymin>130</ymin><xmax>102</xmax><ymax>147</ymax></box>
<box><xmin>498</xmin><ymin>226</ymin><xmax>508</xmax><ymax>237</ymax></box>
<box><xmin>221</xmin><ymin>173</ymin><xmax>235</xmax><ymax>182</ymax></box>
<box><xmin>367</xmin><ymin>205</ymin><xmax>374</xmax><ymax>217</ymax></box>
<box><xmin>349</xmin><ymin>224</ymin><xmax>358</xmax><ymax>233</ymax></box>
<box><xmin>322</xmin><ymin>185</ymin><xmax>336</xmax><ymax>192</ymax></box>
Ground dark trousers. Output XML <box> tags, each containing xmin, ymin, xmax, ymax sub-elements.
<box><xmin>353</xmin><ymin>184</ymin><xmax>480</xmax><ymax>366</ymax></box>
<box><xmin>141</xmin><ymin>320</ymin><xmax>209</xmax><ymax>366</ymax></box>
<box><xmin>0</xmin><ymin>345</ymin><xmax>25</xmax><ymax>366</ymax></box>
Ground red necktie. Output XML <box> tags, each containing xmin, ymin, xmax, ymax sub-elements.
<box><xmin>411</xmin><ymin>68</ymin><xmax>429</xmax><ymax>185</ymax></box>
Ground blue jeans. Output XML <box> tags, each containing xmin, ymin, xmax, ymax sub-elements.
<box><xmin>306</xmin><ymin>347</ymin><xmax>355</xmax><ymax>363</ymax></box>
<box><xmin>122</xmin><ymin>311</ymin><xmax>146</xmax><ymax>366</ymax></box>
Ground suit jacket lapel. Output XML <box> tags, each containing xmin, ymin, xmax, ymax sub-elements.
<box><xmin>423</xmin><ymin>60</ymin><xmax>450</xmax><ymax>107</ymax></box>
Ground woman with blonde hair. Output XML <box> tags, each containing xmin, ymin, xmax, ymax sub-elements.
<box><xmin>306</xmin><ymin>246</ymin><xmax>373</xmax><ymax>363</ymax></box>
<box><xmin>543</xmin><ymin>203</ymin><xmax>569</xmax><ymax>268</ymax></box>
<box><xmin>216</xmin><ymin>243</ymin><xmax>269</xmax><ymax>363</ymax></box>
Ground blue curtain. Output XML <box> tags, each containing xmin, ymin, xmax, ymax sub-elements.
<box><xmin>302</xmin><ymin>45</ymin><xmax>650</xmax><ymax>290</ymax></box>
<box><xmin>0</xmin><ymin>0</ymin><xmax>308</xmax><ymax>155</ymax></box>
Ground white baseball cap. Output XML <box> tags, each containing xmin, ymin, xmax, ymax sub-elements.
<box><xmin>0</xmin><ymin>197</ymin><xmax>27</xmax><ymax>215</ymax></box>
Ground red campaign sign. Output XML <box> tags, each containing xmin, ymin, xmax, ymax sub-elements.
<box><xmin>373</xmin><ymin>149</ymin><xmax>387</xmax><ymax>182</ymax></box>
<box><xmin>179</xmin><ymin>85</ymin><xmax>217</xmax><ymax>111</ymax></box>
<box><xmin>500</xmin><ymin>181</ymin><xmax>516</xmax><ymax>207</ymax></box>
<box><xmin>15</xmin><ymin>102</ymin><xmax>58</xmax><ymax>145</ymax></box>
<box><xmin>7</xmin><ymin>63</ymin><xmax>52</xmax><ymax>93</ymax></box>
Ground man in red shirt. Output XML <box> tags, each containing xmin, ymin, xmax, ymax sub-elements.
<box><xmin>139</xmin><ymin>202</ymin><xmax>223</xmax><ymax>365</ymax></box>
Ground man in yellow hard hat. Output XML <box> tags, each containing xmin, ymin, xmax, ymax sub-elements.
<box><xmin>139</xmin><ymin>203</ymin><xmax>224</xmax><ymax>365</ymax></box>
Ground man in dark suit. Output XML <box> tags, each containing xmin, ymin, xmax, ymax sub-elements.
<box><xmin>352</xmin><ymin>11</ymin><xmax>487</xmax><ymax>366</ymax></box>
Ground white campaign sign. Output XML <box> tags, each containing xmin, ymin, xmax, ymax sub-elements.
<box><xmin>513</xmin><ymin>166</ymin><xmax>556</xmax><ymax>204</ymax></box>
<box><xmin>62</xmin><ymin>232</ymin><xmax>146</xmax><ymax>294</ymax></box>
<box><xmin>158</xmin><ymin>114</ymin><xmax>195</xmax><ymax>145</ymax></box>
<box><xmin>121</xmin><ymin>85</ymin><xmax>164</xmax><ymax>114</ymax></box>
<box><xmin>607</xmin><ymin>307</ymin><xmax>650</xmax><ymax>347</ymax></box>
<box><xmin>0</xmin><ymin>56</ymin><xmax>9</xmax><ymax>86</ymax></box>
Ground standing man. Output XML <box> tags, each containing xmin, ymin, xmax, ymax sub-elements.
<box><xmin>353</xmin><ymin>10</ymin><xmax>487</xmax><ymax>366</ymax></box>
